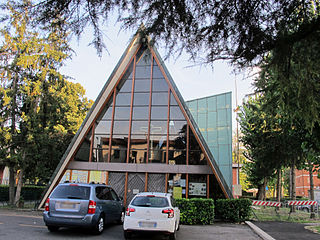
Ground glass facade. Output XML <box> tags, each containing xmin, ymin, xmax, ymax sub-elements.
<box><xmin>186</xmin><ymin>92</ymin><xmax>232</xmax><ymax>190</ymax></box>
<box><xmin>66</xmin><ymin>45</ymin><xmax>229</xmax><ymax>201</ymax></box>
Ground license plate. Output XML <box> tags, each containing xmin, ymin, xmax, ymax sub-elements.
<box><xmin>57</xmin><ymin>202</ymin><xmax>76</xmax><ymax>210</ymax></box>
<box><xmin>139</xmin><ymin>222</ymin><xmax>157</xmax><ymax>228</ymax></box>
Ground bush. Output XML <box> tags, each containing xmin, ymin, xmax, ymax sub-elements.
<box><xmin>175</xmin><ymin>198</ymin><xmax>214</xmax><ymax>225</ymax></box>
<box><xmin>215</xmin><ymin>198</ymin><xmax>252</xmax><ymax>222</ymax></box>
<box><xmin>0</xmin><ymin>185</ymin><xmax>46</xmax><ymax>202</ymax></box>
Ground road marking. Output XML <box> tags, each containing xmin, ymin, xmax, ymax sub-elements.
<box><xmin>0</xmin><ymin>213</ymin><xmax>42</xmax><ymax>219</ymax></box>
<box><xmin>19</xmin><ymin>224</ymin><xmax>46</xmax><ymax>229</ymax></box>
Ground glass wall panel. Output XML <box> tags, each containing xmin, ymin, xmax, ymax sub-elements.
<box><xmin>136</xmin><ymin>48</ymin><xmax>151</xmax><ymax>66</ymax></box>
<box><xmin>217</xmin><ymin>94</ymin><xmax>226</xmax><ymax>109</ymax></box>
<box><xmin>170</xmin><ymin>92</ymin><xmax>178</xmax><ymax>106</ymax></box>
<box><xmin>151</xmin><ymin>106</ymin><xmax>168</xmax><ymax>120</ymax></box>
<box><xmin>152</xmin><ymin>62</ymin><xmax>163</xmax><ymax>78</ymax></box>
<box><xmin>152</xmin><ymin>78</ymin><xmax>168</xmax><ymax>92</ymax></box>
<box><xmin>135</xmin><ymin>65</ymin><xmax>151</xmax><ymax>79</ymax></box>
<box><xmin>150</xmin><ymin>121</ymin><xmax>167</xmax><ymax>134</ymax></box>
<box><xmin>152</xmin><ymin>92</ymin><xmax>168</xmax><ymax>105</ymax></box>
<box><xmin>92</xmin><ymin>135</ymin><xmax>110</xmax><ymax>162</ymax></box>
<box><xmin>110</xmin><ymin>135</ymin><xmax>128</xmax><ymax>163</ymax></box>
<box><xmin>217</xmin><ymin>109</ymin><xmax>227</xmax><ymax>127</ymax></box>
<box><xmin>115</xmin><ymin>93</ymin><xmax>131</xmax><ymax>106</ymax></box>
<box><xmin>114</xmin><ymin>106</ymin><xmax>130</xmax><ymax>120</ymax></box>
<box><xmin>113</xmin><ymin>121</ymin><xmax>130</xmax><ymax>135</ymax></box>
<box><xmin>169</xmin><ymin>120</ymin><xmax>187</xmax><ymax>135</ymax></box>
<box><xmin>168</xmin><ymin>150</ymin><xmax>186</xmax><ymax>165</ymax></box>
<box><xmin>189</xmin><ymin>150</ymin><xmax>207</xmax><ymax>165</ymax></box>
<box><xmin>169</xmin><ymin>135</ymin><xmax>186</xmax><ymax>150</ymax></box>
<box><xmin>95</xmin><ymin>120</ymin><xmax>111</xmax><ymax>135</ymax></box>
<box><xmin>207</xmin><ymin>96</ymin><xmax>217</xmax><ymax>112</ymax></box>
<box><xmin>133</xmin><ymin>92</ymin><xmax>150</xmax><ymax>105</ymax></box>
<box><xmin>149</xmin><ymin>135</ymin><xmax>167</xmax><ymax>150</ymax></box>
<box><xmin>101</xmin><ymin>106</ymin><xmax>113</xmax><ymax>120</ymax></box>
<box><xmin>148</xmin><ymin>149</ymin><xmax>166</xmax><ymax>163</ymax></box>
<box><xmin>198</xmin><ymin>98</ymin><xmax>207</xmax><ymax>113</ymax></box>
<box><xmin>119</xmin><ymin>80</ymin><xmax>132</xmax><ymax>93</ymax></box>
<box><xmin>170</xmin><ymin>106</ymin><xmax>184</xmax><ymax>120</ymax></box>
<box><xmin>188</xmin><ymin>174</ymin><xmax>207</xmax><ymax>198</ymax></box>
<box><xmin>117</xmin><ymin>61</ymin><xmax>133</xmax><ymax>92</ymax></box>
<box><xmin>74</xmin><ymin>128</ymin><xmax>92</xmax><ymax>162</ymax></box>
<box><xmin>131</xmin><ymin>121</ymin><xmax>148</xmax><ymax>134</ymax></box>
<box><xmin>167</xmin><ymin>173</ymin><xmax>186</xmax><ymax>198</ymax></box>
<box><xmin>129</xmin><ymin>149</ymin><xmax>147</xmax><ymax>163</ymax></box>
<box><xmin>132</xmin><ymin>106</ymin><xmax>149</xmax><ymax>120</ymax></box>
<box><xmin>134</xmin><ymin>80</ymin><xmax>150</xmax><ymax>92</ymax></box>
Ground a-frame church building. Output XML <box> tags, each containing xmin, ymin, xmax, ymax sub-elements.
<box><xmin>39</xmin><ymin>29</ymin><xmax>232</xmax><ymax>208</ymax></box>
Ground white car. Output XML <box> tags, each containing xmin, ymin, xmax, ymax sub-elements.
<box><xmin>123</xmin><ymin>192</ymin><xmax>180</xmax><ymax>239</ymax></box>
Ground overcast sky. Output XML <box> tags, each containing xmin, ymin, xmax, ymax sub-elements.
<box><xmin>61</xmin><ymin>22</ymin><xmax>255</xmax><ymax>130</ymax></box>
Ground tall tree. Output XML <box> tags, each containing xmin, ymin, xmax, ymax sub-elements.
<box><xmin>0</xmin><ymin>0</ymin><xmax>93</xmax><ymax>206</ymax></box>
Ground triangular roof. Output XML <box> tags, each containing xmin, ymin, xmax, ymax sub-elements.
<box><xmin>39</xmin><ymin>28</ymin><xmax>232</xmax><ymax>208</ymax></box>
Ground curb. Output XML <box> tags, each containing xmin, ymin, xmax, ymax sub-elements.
<box><xmin>245</xmin><ymin>221</ymin><xmax>276</xmax><ymax>240</ymax></box>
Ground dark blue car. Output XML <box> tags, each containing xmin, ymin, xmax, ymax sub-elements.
<box><xmin>43</xmin><ymin>182</ymin><xmax>124</xmax><ymax>234</ymax></box>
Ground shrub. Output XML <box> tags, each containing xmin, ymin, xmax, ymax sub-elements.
<box><xmin>215</xmin><ymin>198</ymin><xmax>252</xmax><ymax>222</ymax></box>
<box><xmin>175</xmin><ymin>198</ymin><xmax>214</xmax><ymax>225</ymax></box>
<box><xmin>0</xmin><ymin>185</ymin><xmax>46</xmax><ymax>202</ymax></box>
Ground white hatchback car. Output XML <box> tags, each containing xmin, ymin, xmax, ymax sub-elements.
<box><xmin>123</xmin><ymin>192</ymin><xmax>180</xmax><ymax>239</ymax></box>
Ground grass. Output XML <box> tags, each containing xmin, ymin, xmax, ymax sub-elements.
<box><xmin>252</xmin><ymin>206</ymin><xmax>320</xmax><ymax>223</ymax></box>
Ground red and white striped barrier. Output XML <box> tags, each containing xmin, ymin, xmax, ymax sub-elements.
<box><xmin>287</xmin><ymin>200</ymin><xmax>318</xmax><ymax>206</ymax></box>
<box><xmin>252</xmin><ymin>200</ymin><xmax>281</xmax><ymax>207</ymax></box>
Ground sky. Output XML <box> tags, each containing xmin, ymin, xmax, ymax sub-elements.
<box><xmin>61</xmin><ymin>22</ymin><xmax>255</xmax><ymax>130</ymax></box>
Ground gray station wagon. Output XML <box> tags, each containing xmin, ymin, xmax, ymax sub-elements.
<box><xmin>43</xmin><ymin>182</ymin><xmax>124</xmax><ymax>234</ymax></box>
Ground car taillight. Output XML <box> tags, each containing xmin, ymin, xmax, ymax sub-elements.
<box><xmin>126</xmin><ymin>207</ymin><xmax>135</xmax><ymax>216</ymax></box>
<box><xmin>45</xmin><ymin>198</ymin><xmax>50</xmax><ymax>212</ymax></box>
<box><xmin>162</xmin><ymin>208</ymin><xmax>174</xmax><ymax>218</ymax></box>
<box><xmin>88</xmin><ymin>200</ymin><xmax>96</xmax><ymax>214</ymax></box>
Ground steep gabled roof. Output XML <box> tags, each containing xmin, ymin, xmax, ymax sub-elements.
<box><xmin>39</xmin><ymin>28</ymin><xmax>232</xmax><ymax>209</ymax></box>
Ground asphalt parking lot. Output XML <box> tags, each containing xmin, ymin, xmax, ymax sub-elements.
<box><xmin>0</xmin><ymin>209</ymin><xmax>261</xmax><ymax>240</ymax></box>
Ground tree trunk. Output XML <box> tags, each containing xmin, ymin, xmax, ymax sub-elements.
<box><xmin>257</xmin><ymin>178</ymin><xmax>267</xmax><ymax>200</ymax></box>
<box><xmin>276</xmin><ymin>168</ymin><xmax>282</xmax><ymax>211</ymax></box>
<box><xmin>308</xmin><ymin>158</ymin><xmax>315</xmax><ymax>219</ymax></box>
<box><xmin>14</xmin><ymin>169</ymin><xmax>24</xmax><ymax>207</ymax></box>
<box><xmin>290</xmin><ymin>158</ymin><xmax>296</xmax><ymax>213</ymax></box>
<box><xmin>8</xmin><ymin>165</ymin><xmax>15</xmax><ymax>206</ymax></box>
<box><xmin>9</xmin><ymin>75</ymin><xmax>18</xmax><ymax>206</ymax></box>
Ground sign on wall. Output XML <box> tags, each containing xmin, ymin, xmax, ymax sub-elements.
<box><xmin>189</xmin><ymin>182</ymin><xmax>206</xmax><ymax>196</ymax></box>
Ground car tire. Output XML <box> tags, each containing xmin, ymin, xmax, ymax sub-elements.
<box><xmin>124</xmin><ymin>230</ymin><xmax>132</xmax><ymax>239</ymax></box>
<box><xmin>47</xmin><ymin>225</ymin><xmax>59</xmax><ymax>232</ymax></box>
<box><xmin>117</xmin><ymin>210</ymin><xmax>125</xmax><ymax>224</ymax></box>
<box><xmin>92</xmin><ymin>215</ymin><xmax>104</xmax><ymax>235</ymax></box>
<box><xmin>169</xmin><ymin>230</ymin><xmax>177</xmax><ymax>240</ymax></box>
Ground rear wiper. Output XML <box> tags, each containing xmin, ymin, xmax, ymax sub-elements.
<box><xmin>135</xmin><ymin>204</ymin><xmax>151</xmax><ymax>207</ymax></box>
<box><xmin>67</xmin><ymin>196</ymin><xmax>83</xmax><ymax>199</ymax></box>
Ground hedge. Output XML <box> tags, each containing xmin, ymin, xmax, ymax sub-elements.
<box><xmin>215</xmin><ymin>198</ymin><xmax>252</xmax><ymax>222</ymax></box>
<box><xmin>175</xmin><ymin>198</ymin><xmax>215</xmax><ymax>225</ymax></box>
<box><xmin>0</xmin><ymin>185</ymin><xmax>46</xmax><ymax>202</ymax></box>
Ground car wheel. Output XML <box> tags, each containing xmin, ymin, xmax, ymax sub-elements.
<box><xmin>124</xmin><ymin>230</ymin><xmax>132</xmax><ymax>239</ymax></box>
<box><xmin>47</xmin><ymin>225</ymin><xmax>59</xmax><ymax>232</ymax></box>
<box><xmin>92</xmin><ymin>215</ymin><xmax>104</xmax><ymax>235</ymax></box>
<box><xmin>117</xmin><ymin>210</ymin><xmax>125</xmax><ymax>224</ymax></box>
<box><xmin>169</xmin><ymin>230</ymin><xmax>177</xmax><ymax>240</ymax></box>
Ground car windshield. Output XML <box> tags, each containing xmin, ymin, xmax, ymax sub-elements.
<box><xmin>131</xmin><ymin>196</ymin><xmax>169</xmax><ymax>208</ymax></box>
<box><xmin>51</xmin><ymin>185</ymin><xmax>90</xmax><ymax>200</ymax></box>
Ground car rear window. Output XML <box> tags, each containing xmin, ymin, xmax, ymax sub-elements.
<box><xmin>51</xmin><ymin>185</ymin><xmax>90</xmax><ymax>200</ymax></box>
<box><xmin>131</xmin><ymin>196</ymin><xmax>169</xmax><ymax>208</ymax></box>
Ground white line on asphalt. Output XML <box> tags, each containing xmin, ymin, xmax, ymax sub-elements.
<box><xmin>19</xmin><ymin>224</ymin><xmax>46</xmax><ymax>229</ymax></box>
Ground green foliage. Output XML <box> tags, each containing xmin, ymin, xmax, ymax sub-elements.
<box><xmin>0</xmin><ymin>185</ymin><xmax>45</xmax><ymax>201</ymax></box>
<box><xmin>175</xmin><ymin>198</ymin><xmax>214</xmax><ymax>225</ymax></box>
<box><xmin>215</xmin><ymin>199</ymin><xmax>252</xmax><ymax>222</ymax></box>
<box><xmin>33</xmin><ymin>1</ymin><xmax>320</xmax><ymax>67</ymax></box>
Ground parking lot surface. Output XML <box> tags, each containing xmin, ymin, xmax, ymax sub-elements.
<box><xmin>0</xmin><ymin>209</ymin><xmax>261</xmax><ymax>240</ymax></box>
